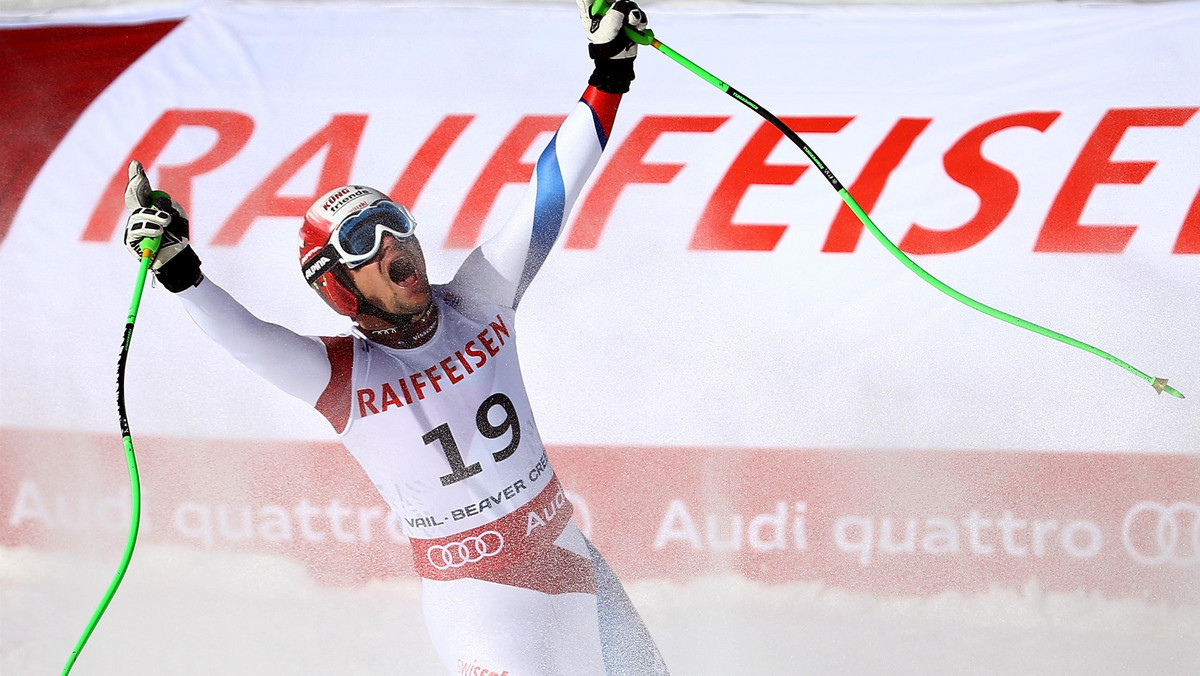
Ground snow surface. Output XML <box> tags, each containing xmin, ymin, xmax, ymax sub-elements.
<box><xmin>5</xmin><ymin>544</ymin><xmax>1197</xmax><ymax>675</ymax></box>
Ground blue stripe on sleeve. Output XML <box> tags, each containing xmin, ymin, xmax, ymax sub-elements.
<box><xmin>583</xmin><ymin>97</ymin><xmax>609</xmax><ymax>149</ymax></box>
<box><xmin>514</xmin><ymin>135</ymin><xmax>566</xmax><ymax>307</ymax></box>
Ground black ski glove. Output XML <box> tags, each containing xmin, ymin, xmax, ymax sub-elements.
<box><xmin>577</xmin><ymin>0</ymin><xmax>649</xmax><ymax>94</ymax></box>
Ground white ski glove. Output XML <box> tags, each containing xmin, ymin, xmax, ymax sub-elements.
<box><xmin>577</xmin><ymin>0</ymin><xmax>648</xmax><ymax>60</ymax></box>
<box><xmin>124</xmin><ymin>206</ymin><xmax>173</xmax><ymax>263</ymax></box>
<box><xmin>122</xmin><ymin>160</ymin><xmax>203</xmax><ymax>291</ymax></box>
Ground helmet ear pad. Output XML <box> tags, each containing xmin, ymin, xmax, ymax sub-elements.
<box><xmin>315</xmin><ymin>266</ymin><xmax>361</xmax><ymax>316</ymax></box>
<box><xmin>299</xmin><ymin>240</ymin><xmax>362</xmax><ymax>317</ymax></box>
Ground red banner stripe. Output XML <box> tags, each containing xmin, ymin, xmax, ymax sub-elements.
<box><xmin>0</xmin><ymin>20</ymin><xmax>181</xmax><ymax>246</ymax></box>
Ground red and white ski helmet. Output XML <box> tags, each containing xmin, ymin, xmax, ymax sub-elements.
<box><xmin>299</xmin><ymin>184</ymin><xmax>394</xmax><ymax>317</ymax></box>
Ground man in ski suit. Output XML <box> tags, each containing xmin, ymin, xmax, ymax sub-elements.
<box><xmin>122</xmin><ymin>2</ymin><xmax>669</xmax><ymax>674</ymax></box>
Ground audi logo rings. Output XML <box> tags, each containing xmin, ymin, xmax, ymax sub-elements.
<box><xmin>426</xmin><ymin>531</ymin><xmax>505</xmax><ymax>570</ymax></box>
<box><xmin>1122</xmin><ymin>501</ymin><xmax>1200</xmax><ymax>566</ymax></box>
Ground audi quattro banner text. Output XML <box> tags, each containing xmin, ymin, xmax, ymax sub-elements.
<box><xmin>3</xmin><ymin>431</ymin><xmax>1197</xmax><ymax>601</ymax></box>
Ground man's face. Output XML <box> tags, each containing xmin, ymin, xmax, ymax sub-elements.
<box><xmin>343</xmin><ymin>233</ymin><xmax>432</xmax><ymax>316</ymax></box>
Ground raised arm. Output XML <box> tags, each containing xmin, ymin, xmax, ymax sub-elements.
<box><xmin>122</xmin><ymin>162</ymin><xmax>339</xmax><ymax>415</ymax></box>
<box><xmin>175</xmin><ymin>278</ymin><xmax>333</xmax><ymax>406</ymax></box>
<box><xmin>458</xmin><ymin>1</ymin><xmax>648</xmax><ymax>309</ymax></box>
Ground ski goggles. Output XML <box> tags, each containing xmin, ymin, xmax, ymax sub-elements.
<box><xmin>329</xmin><ymin>200</ymin><xmax>417</xmax><ymax>268</ymax></box>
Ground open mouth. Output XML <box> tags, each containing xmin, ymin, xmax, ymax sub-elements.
<box><xmin>388</xmin><ymin>256</ymin><xmax>418</xmax><ymax>288</ymax></box>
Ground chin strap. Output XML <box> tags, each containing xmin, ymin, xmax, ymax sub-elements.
<box><xmin>355</xmin><ymin>300</ymin><xmax>440</xmax><ymax>349</ymax></box>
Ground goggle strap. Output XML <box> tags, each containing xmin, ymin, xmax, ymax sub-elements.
<box><xmin>302</xmin><ymin>244</ymin><xmax>341</xmax><ymax>285</ymax></box>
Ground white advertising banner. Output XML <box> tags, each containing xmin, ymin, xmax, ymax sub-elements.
<box><xmin>2</xmin><ymin>8</ymin><xmax>1198</xmax><ymax>674</ymax></box>
<box><xmin>1</xmin><ymin>4</ymin><xmax>1197</xmax><ymax>446</ymax></box>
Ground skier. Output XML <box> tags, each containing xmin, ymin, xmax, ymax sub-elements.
<box><xmin>122</xmin><ymin>2</ymin><xmax>668</xmax><ymax>674</ymax></box>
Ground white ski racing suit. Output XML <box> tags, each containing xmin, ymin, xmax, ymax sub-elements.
<box><xmin>173</xmin><ymin>85</ymin><xmax>668</xmax><ymax>675</ymax></box>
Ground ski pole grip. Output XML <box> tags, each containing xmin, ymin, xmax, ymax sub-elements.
<box><xmin>140</xmin><ymin>236</ymin><xmax>163</xmax><ymax>259</ymax></box>
<box><xmin>589</xmin><ymin>0</ymin><xmax>655</xmax><ymax>45</ymax></box>
<box><xmin>138</xmin><ymin>188</ymin><xmax>175</xmax><ymax>258</ymax></box>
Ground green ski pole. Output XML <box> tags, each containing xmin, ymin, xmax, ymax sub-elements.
<box><xmin>591</xmin><ymin>0</ymin><xmax>1183</xmax><ymax>398</ymax></box>
<box><xmin>62</xmin><ymin>228</ymin><xmax>162</xmax><ymax>675</ymax></box>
